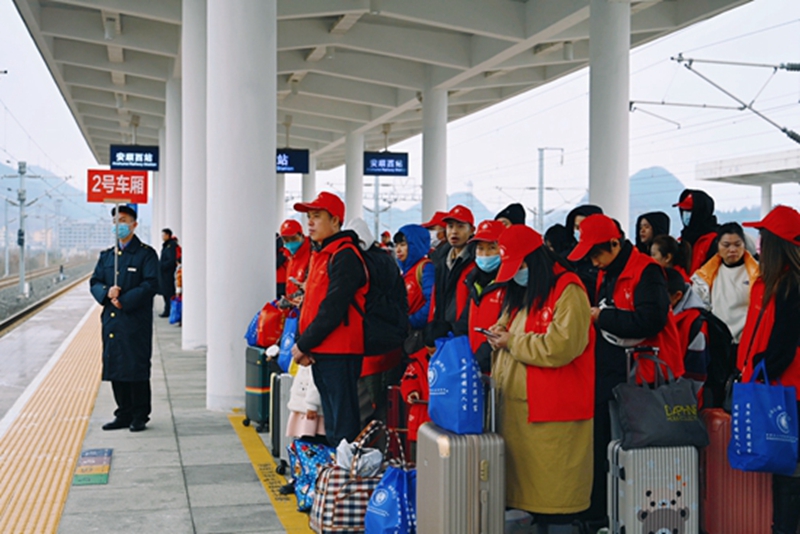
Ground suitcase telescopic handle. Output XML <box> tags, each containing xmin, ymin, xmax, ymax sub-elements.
<box><xmin>481</xmin><ymin>374</ymin><xmax>497</xmax><ymax>434</ymax></box>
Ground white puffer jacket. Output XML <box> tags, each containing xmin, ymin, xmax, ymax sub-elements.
<box><xmin>287</xmin><ymin>365</ymin><xmax>323</xmax><ymax>415</ymax></box>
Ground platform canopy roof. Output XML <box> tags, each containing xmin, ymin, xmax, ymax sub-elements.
<box><xmin>13</xmin><ymin>0</ymin><xmax>748</xmax><ymax>169</ymax></box>
<box><xmin>697</xmin><ymin>149</ymin><xmax>800</xmax><ymax>187</ymax></box>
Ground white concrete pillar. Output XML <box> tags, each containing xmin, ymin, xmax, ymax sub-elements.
<box><xmin>302</xmin><ymin>155</ymin><xmax>316</xmax><ymax>202</ymax></box>
<box><xmin>206</xmin><ymin>0</ymin><xmax>276</xmax><ymax>411</ymax></box>
<box><xmin>181</xmin><ymin>0</ymin><xmax>207</xmax><ymax>350</ymax></box>
<box><xmin>422</xmin><ymin>86</ymin><xmax>448</xmax><ymax>220</ymax></box>
<box><xmin>345</xmin><ymin>132</ymin><xmax>364</xmax><ymax>221</ymax></box>
<box><xmin>166</xmin><ymin>77</ymin><xmax>183</xmax><ymax>238</ymax></box>
<box><xmin>588</xmin><ymin>0</ymin><xmax>630</xmax><ymax>230</ymax></box>
<box><xmin>276</xmin><ymin>173</ymin><xmax>286</xmax><ymax>225</ymax></box>
<box><xmin>761</xmin><ymin>184</ymin><xmax>772</xmax><ymax>218</ymax></box>
<box><xmin>150</xmin><ymin>171</ymin><xmax>161</xmax><ymax>247</ymax></box>
<box><xmin>156</xmin><ymin>127</ymin><xmax>167</xmax><ymax>240</ymax></box>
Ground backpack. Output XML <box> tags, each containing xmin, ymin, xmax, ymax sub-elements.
<box><xmin>355</xmin><ymin>245</ymin><xmax>409</xmax><ymax>356</ymax></box>
<box><xmin>689</xmin><ymin>309</ymin><xmax>734</xmax><ymax>408</ymax></box>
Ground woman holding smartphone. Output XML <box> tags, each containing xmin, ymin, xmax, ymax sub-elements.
<box><xmin>488</xmin><ymin>225</ymin><xmax>595</xmax><ymax>534</ymax></box>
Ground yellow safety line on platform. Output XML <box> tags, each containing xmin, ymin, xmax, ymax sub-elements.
<box><xmin>228</xmin><ymin>414</ymin><xmax>313</xmax><ymax>533</ymax></box>
<box><xmin>0</xmin><ymin>308</ymin><xmax>102</xmax><ymax>533</ymax></box>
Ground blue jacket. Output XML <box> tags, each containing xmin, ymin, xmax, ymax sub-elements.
<box><xmin>398</xmin><ymin>224</ymin><xmax>434</xmax><ymax>329</ymax></box>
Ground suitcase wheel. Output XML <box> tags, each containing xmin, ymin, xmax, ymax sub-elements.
<box><xmin>276</xmin><ymin>461</ymin><xmax>288</xmax><ymax>476</ymax></box>
<box><xmin>256</xmin><ymin>423</ymin><xmax>267</xmax><ymax>433</ymax></box>
<box><xmin>242</xmin><ymin>418</ymin><xmax>250</xmax><ymax>427</ymax></box>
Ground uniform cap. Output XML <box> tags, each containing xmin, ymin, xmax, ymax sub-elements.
<box><xmin>442</xmin><ymin>204</ymin><xmax>475</xmax><ymax>226</ymax></box>
<box><xmin>496</xmin><ymin>225</ymin><xmax>543</xmax><ymax>283</ymax></box>
<box><xmin>469</xmin><ymin>220</ymin><xmax>506</xmax><ymax>243</ymax></box>
<box><xmin>279</xmin><ymin>219</ymin><xmax>303</xmax><ymax>237</ymax></box>
<box><xmin>743</xmin><ymin>205</ymin><xmax>800</xmax><ymax>246</ymax></box>
<box><xmin>567</xmin><ymin>214</ymin><xmax>622</xmax><ymax>261</ymax></box>
<box><xmin>421</xmin><ymin>211</ymin><xmax>448</xmax><ymax>229</ymax></box>
<box><xmin>111</xmin><ymin>205</ymin><xmax>137</xmax><ymax>220</ymax></box>
<box><xmin>293</xmin><ymin>191</ymin><xmax>345</xmax><ymax>221</ymax></box>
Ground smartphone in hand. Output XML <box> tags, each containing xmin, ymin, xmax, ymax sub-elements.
<box><xmin>474</xmin><ymin>327</ymin><xmax>499</xmax><ymax>338</ymax></box>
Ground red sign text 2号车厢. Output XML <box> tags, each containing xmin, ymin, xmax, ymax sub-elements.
<box><xmin>87</xmin><ymin>169</ymin><xmax>149</xmax><ymax>204</ymax></box>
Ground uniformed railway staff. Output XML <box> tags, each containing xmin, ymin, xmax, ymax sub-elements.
<box><xmin>89</xmin><ymin>205</ymin><xmax>159</xmax><ymax>432</ymax></box>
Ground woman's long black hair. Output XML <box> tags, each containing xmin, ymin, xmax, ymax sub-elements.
<box><xmin>502</xmin><ymin>245</ymin><xmax>575</xmax><ymax>316</ymax></box>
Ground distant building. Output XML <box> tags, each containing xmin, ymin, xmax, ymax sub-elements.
<box><xmin>59</xmin><ymin>222</ymin><xmax>112</xmax><ymax>250</ymax></box>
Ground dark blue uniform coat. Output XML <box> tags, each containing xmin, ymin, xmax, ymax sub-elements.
<box><xmin>90</xmin><ymin>234</ymin><xmax>159</xmax><ymax>382</ymax></box>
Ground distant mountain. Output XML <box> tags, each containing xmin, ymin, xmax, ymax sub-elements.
<box><xmin>365</xmin><ymin>191</ymin><xmax>497</xmax><ymax>234</ymax></box>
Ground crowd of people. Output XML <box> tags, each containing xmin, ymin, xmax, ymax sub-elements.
<box><xmin>270</xmin><ymin>187</ymin><xmax>800</xmax><ymax>534</ymax></box>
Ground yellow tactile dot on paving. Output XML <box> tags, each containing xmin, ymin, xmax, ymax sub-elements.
<box><xmin>0</xmin><ymin>308</ymin><xmax>103</xmax><ymax>533</ymax></box>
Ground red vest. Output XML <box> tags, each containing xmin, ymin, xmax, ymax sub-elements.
<box><xmin>739</xmin><ymin>278</ymin><xmax>800</xmax><ymax>399</ymax></box>
<box><xmin>400</xmin><ymin>349</ymin><xmax>431</xmax><ymax>441</ymax></box>
<box><xmin>467</xmin><ymin>284</ymin><xmax>506</xmax><ymax>354</ymax></box>
<box><xmin>285</xmin><ymin>238</ymin><xmax>311</xmax><ymax>296</ymax></box>
<box><xmin>690</xmin><ymin>232</ymin><xmax>716</xmax><ymax>275</ymax></box>
<box><xmin>427</xmin><ymin>261</ymin><xmax>477</xmax><ymax>323</ymax></box>
<box><xmin>299</xmin><ymin>237</ymin><xmax>368</xmax><ymax>355</ymax></box>
<box><xmin>598</xmin><ymin>248</ymin><xmax>685</xmax><ymax>383</ymax></box>
<box><xmin>404</xmin><ymin>258</ymin><xmax>431</xmax><ymax>316</ymax></box>
<box><xmin>521</xmin><ymin>271</ymin><xmax>595</xmax><ymax>423</ymax></box>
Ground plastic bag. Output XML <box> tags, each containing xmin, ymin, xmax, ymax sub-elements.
<box><xmin>336</xmin><ymin>438</ymin><xmax>384</xmax><ymax>478</ymax></box>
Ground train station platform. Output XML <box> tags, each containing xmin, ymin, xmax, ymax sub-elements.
<box><xmin>0</xmin><ymin>285</ymin><xmax>311</xmax><ymax>534</ymax></box>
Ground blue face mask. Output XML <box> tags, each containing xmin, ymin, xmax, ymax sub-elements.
<box><xmin>112</xmin><ymin>223</ymin><xmax>131</xmax><ymax>240</ymax></box>
<box><xmin>284</xmin><ymin>240</ymin><xmax>302</xmax><ymax>255</ymax></box>
<box><xmin>574</xmin><ymin>229</ymin><xmax>580</xmax><ymax>243</ymax></box>
<box><xmin>513</xmin><ymin>267</ymin><xmax>529</xmax><ymax>287</ymax></box>
<box><xmin>475</xmin><ymin>254</ymin><xmax>501</xmax><ymax>273</ymax></box>
<box><xmin>681</xmin><ymin>211</ymin><xmax>692</xmax><ymax>227</ymax></box>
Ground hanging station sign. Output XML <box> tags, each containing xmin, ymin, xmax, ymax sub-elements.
<box><xmin>363</xmin><ymin>151</ymin><xmax>408</xmax><ymax>176</ymax></box>
<box><xmin>110</xmin><ymin>145</ymin><xmax>160</xmax><ymax>171</ymax></box>
<box><xmin>276</xmin><ymin>148</ymin><xmax>310</xmax><ymax>174</ymax></box>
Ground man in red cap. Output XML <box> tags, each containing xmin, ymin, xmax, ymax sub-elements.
<box><xmin>455</xmin><ymin>220</ymin><xmax>507</xmax><ymax>372</ymax></box>
<box><xmin>290</xmin><ymin>192</ymin><xmax>369</xmax><ymax>445</ymax></box>
<box><xmin>738</xmin><ymin>205</ymin><xmax>800</xmax><ymax>534</ymax></box>
<box><xmin>422</xmin><ymin>210</ymin><xmax>448</xmax><ymax>262</ymax></box>
<box><xmin>279</xmin><ymin>218</ymin><xmax>311</xmax><ymax>300</ymax></box>
<box><xmin>428</xmin><ymin>205</ymin><xmax>476</xmax><ymax>330</ymax></box>
<box><xmin>567</xmin><ymin>213</ymin><xmax>683</xmax><ymax>525</ymax></box>
<box><xmin>674</xmin><ymin>189</ymin><xmax>719</xmax><ymax>274</ymax></box>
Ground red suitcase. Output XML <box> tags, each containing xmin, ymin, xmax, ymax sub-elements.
<box><xmin>386</xmin><ymin>385</ymin><xmax>411</xmax><ymax>460</ymax></box>
<box><xmin>700</xmin><ymin>408</ymin><xmax>773</xmax><ymax>534</ymax></box>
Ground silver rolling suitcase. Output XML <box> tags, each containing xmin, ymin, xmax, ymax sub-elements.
<box><xmin>416</xmin><ymin>377</ymin><xmax>505</xmax><ymax>534</ymax></box>
<box><xmin>268</xmin><ymin>372</ymin><xmax>293</xmax><ymax>474</ymax></box>
<box><xmin>607</xmin><ymin>440</ymin><xmax>699</xmax><ymax>534</ymax></box>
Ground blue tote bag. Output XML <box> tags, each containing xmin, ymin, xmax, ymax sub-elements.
<box><xmin>365</xmin><ymin>466</ymin><xmax>417</xmax><ymax>534</ymax></box>
<box><xmin>427</xmin><ymin>334</ymin><xmax>484</xmax><ymax>434</ymax></box>
<box><xmin>277</xmin><ymin>310</ymin><xmax>299</xmax><ymax>372</ymax></box>
<box><xmin>244</xmin><ymin>310</ymin><xmax>260</xmax><ymax>346</ymax></box>
<box><xmin>728</xmin><ymin>360</ymin><xmax>799</xmax><ymax>475</ymax></box>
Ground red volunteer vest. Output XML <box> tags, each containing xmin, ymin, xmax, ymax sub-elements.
<box><xmin>689</xmin><ymin>232</ymin><xmax>716</xmax><ymax>275</ymax></box>
<box><xmin>404</xmin><ymin>258</ymin><xmax>431</xmax><ymax>316</ymax></box>
<box><xmin>598</xmin><ymin>248</ymin><xmax>685</xmax><ymax>383</ymax></box>
<box><xmin>299</xmin><ymin>237</ymin><xmax>368</xmax><ymax>355</ymax></box>
<box><xmin>427</xmin><ymin>261</ymin><xmax>477</xmax><ymax>322</ymax></box>
<box><xmin>467</xmin><ymin>284</ymin><xmax>506</xmax><ymax>354</ymax></box>
<box><xmin>521</xmin><ymin>270</ymin><xmax>595</xmax><ymax>423</ymax></box>
<box><xmin>739</xmin><ymin>278</ymin><xmax>800</xmax><ymax>399</ymax></box>
<box><xmin>285</xmin><ymin>238</ymin><xmax>311</xmax><ymax>296</ymax></box>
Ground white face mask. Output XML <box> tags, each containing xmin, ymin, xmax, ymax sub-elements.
<box><xmin>430</xmin><ymin>230</ymin><xmax>442</xmax><ymax>248</ymax></box>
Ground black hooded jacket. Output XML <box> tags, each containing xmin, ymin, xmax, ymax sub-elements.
<box><xmin>635</xmin><ymin>211</ymin><xmax>671</xmax><ymax>254</ymax></box>
<box><xmin>678</xmin><ymin>189</ymin><xmax>718</xmax><ymax>246</ymax></box>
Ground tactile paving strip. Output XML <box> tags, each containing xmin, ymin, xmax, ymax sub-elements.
<box><xmin>0</xmin><ymin>308</ymin><xmax>102</xmax><ymax>533</ymax></box>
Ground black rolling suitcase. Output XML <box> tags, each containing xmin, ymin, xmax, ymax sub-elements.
<box><xmin>243</xmin><ymin>346</ymin><xmax>281</xmax><ymax>432</ymax></box>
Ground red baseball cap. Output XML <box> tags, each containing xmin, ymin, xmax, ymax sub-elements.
<box><xmin>567</xmin><ymin>214</ymin><xmax>622</xmax><ymax>262</ymax></box>
<box><xmin>469</xmin><ymin>220</ymin><xmax>506</xmax><ymax>243</ymax></box>
<box><xmin>673</xmin><ymin>194</ymin><xmax>694</xmax><ymax>210</ymax></box>
<box><xmin>293</xmin><ymin>191</ymin><xmax>345</xmax><ymax>222</ymax></box>
<box><xmin>442</xmin><ymin>204</ymin><xmax>475</xmax><ymax>226</ymax></box>
<box><xmin>422</xmin><ymin>211</ymin><xmax>447</xmax><ymax>229</ymax></box>
<box><xmin>279</xmin><ymin>219</ymin><xmax>303</xmax><ymax>237</ymax></box>
<box><xmin>381</xmin><ymin>230</ymin><xmax>391</xmax><ymax>238</ymax></box>
<box><xmin>496</xmin><ymin>225</ymin><xmax>543</xmax><ymax>283</ymax></box>
<box><xmin>743</xmin><ymin>205</ymin><xmax>800</xmax><ymax>246</ymax></box>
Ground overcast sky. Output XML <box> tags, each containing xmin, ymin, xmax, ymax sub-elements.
<box><xmin>0</xmin><ymin>0</ymin><xmax>798</xmax><ymax>223</ymax></box>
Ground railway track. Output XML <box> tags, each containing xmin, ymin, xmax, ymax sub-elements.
<box><xmin>0</xmin><ymin>264</ymin><xmax>89</xmax><ymax>292</ymax></box>
<box><xmin>0</xmin><ymin>272</ymin><xmax>92</xmax><ymax>336</ymax></box>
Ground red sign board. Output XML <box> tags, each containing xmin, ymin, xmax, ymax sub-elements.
<box><xmin>87</xmin><ymin>169</ymin><xmax>149</xmax><ymax>204</ymax></box>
